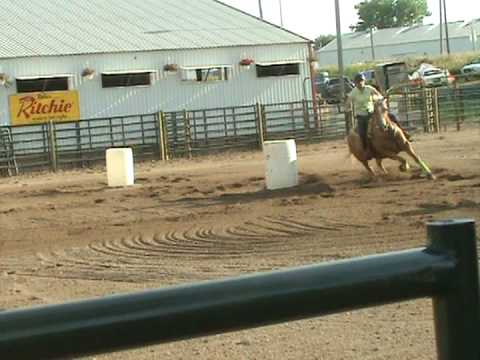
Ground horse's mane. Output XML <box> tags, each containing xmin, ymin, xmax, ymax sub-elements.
<box><xmin>372</xmin><ymin>99</ymin><xmax>392</xmax><ymax>128</ymax></box>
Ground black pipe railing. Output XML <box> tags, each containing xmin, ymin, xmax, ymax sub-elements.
<box><xmin>0</xmin><ymin>219</ymin><xmax>477</xmax><ymax>359</ymax></box>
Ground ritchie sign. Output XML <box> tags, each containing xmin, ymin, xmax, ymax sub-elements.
<box><xmin>9</xmin><ymin>91</ymin><xmax>80</xmax><ymax>125</ymax></box>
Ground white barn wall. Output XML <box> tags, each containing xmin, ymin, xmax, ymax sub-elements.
<box><xmin>0</xmin><ymin>43</ymin><xmax>311</xmax><ymax>125</ymax></box>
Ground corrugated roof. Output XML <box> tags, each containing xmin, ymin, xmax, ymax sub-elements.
<box><xmin>320</xmin><ymin>19</ymin><xmax>480</xmax><ymax>51</ymax></box>
<box><xmin>0</xmin><ymin>0</ymin><xmax>308</xmax><ymax>59</ymax></box>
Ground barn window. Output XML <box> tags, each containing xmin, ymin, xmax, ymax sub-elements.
<box><xmin>255</xmin><ymin>61</ymin><xmax>302</xmax><ymax>78</ymax></box>
<box><xmin>101</xmin><ymin>71</ymin><xmax>154</xmax><ymax>88</ymax></box>
<box><xmin>181</xmin><ymin>66</ymin><xmax>232</xmax><ymax>82</ymax></box>
<box><xmin>16</xmin><ymin>75</ymin><xmax>71</xmax><ymax>93</ymax></box>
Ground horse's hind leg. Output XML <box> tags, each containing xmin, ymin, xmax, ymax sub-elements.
<box><xmin>403</xmin><ymin>143</ymin><xmax>436</xmax><ymax>180</ymax></box>
<box><xmin>375</xmin><ymin>158</ymin><xmax>388</xmax><ymax>175</ymax></box>
<box><xmin>360</xmin><ymin>160</ymin><xmax>376</xmax><ymax>178</ymax></box>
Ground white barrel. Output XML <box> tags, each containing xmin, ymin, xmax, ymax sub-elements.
<box><xmin>106</xmin><ymin>148</ymin><xmax>135</xmax><ymax>187</ymax></box>
<box><xmin>263</xmin><ymin>139</ymin><xmax>298</xmax><ymax>190</ymax></box>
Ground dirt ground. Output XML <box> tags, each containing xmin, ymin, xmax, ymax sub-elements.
<box><xmin>1</xmin><ymin>128</ymin><xmax>479</xmax><ymax>360</ymax></box>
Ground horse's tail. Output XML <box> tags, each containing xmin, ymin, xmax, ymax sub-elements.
<box><xmin>345</xmin><ymin>132</ymin><xmax>356</xmax><ymax>162</ymax></box>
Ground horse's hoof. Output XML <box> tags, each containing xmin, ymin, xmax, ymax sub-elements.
<box><xmin>399</xmin><ymin>163</ymin><xmax>410</xmax><ymax>172</ymax></box>
<box><xmin>427</xmin><ymin>173</ymin><xmax>436</xmax><ymax>180</ymax></box>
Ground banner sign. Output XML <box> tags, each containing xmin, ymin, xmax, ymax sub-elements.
<box><xmin>9</xmin><ymin>91</ymin><xmax>80</xmax><ymax>125</ymax></box>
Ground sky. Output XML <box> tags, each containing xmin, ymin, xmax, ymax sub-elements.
<box><xmin>220</xmin><ymin>0</ymin><xmax>479</xmax><ymax>40</ymax></box>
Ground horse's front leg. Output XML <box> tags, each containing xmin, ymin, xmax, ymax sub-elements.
<box><xmin>382</xmin><ymin>152</ymin><xmax>410</xmax><ymax>173</ymax></box>
<box><xmin>375</xmin><ymin>158</ymin><xmax>388</xmax><ymax>175</ymax></box>
<box><xmin>360</xmin><ymin>159</ymin><xmax>377</xmax><ymax>178</ymax></box>
<box><xmin>403</xmin><ymin>143</ymin><xmax>436</xmax><ymax>180</ymax></box>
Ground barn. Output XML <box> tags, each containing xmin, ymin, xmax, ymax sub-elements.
<box><xmin>0</xmin><ymin>0</ymin><xmax>315</xmax><ymax>127</ymax></box>
<box><xmin>318</xmin><ymin>19</ymin><xmax>480</xmax><ymax>66</ymax></box>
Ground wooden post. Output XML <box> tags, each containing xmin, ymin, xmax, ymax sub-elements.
<box><xmin>157</xmin><ymin>112</ymin><xmax>166</xmax><ymax>161</ymax></box>
<box><xmin>109</xmin><ymin>118</ymin><xmax>114</xmax><ymax>146</ymax></box>
<box><xmin>452</xmin><ymin>82</ymin><xmax>461</xmax><ymax>131</ymax></box>
<box><xmin>223</xmin><ymin>108</ymin><xmax>228</xmax><ymax>138</ymax></box>
<box><xmin>255</xmin><ymin>103</ymin><xmax>264</xmax><ymax>151</ymax></box>
<box><xmin>75</xmin><ymin>121</ymin><xmax>82</xmax><ymax>165</ymax></box>
<box><xmin>232</xmin><ymin>107</ymin><xmax>238</xmax><ymax>140</ymax></box>
<box><xmin>121</xmin><ymin>117</ymin><xmax>126</xmax><ymax>146</ymax></box>
<box><xmin>162</xmin><ymin>112</ymin><xmax>169</xmax><ymax>160</ymax></box>
<box><xmin>302</xmin><ymin>99</ymin><xmax>311</xmax><ymax>141</ymax></box>
<box><xmin>290</xmin><ymin>102</ymin><xmax>296</xmax><ymax>131</ymax></box>
<box><xmin>433</xmin><ymin>88</ymin><xmax>440</xmax><ymax>133</ymax></box>
<box><xmin>202</xmin><ymin>110</ymin><xmax>208</xmax><ymax>146</ymax></box>
<box><xmin>48</xmin><ymin>120</ymin><xmax>57</xmax><ymax>172</ymax></box>
<box><xmin>183</xmin><ymin>110</ymin><xmax>192</xmax><ymax>159</ymax></box>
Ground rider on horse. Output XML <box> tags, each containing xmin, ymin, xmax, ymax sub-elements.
<box><xmin>346</xmin><ymin>73</ymin><xmax>411</xmax><ymax>151</ymax></box>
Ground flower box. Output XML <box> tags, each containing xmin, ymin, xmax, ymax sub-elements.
<box><xmin>163</xmin><ymin>64</ymin><xmax>178</xmax><ymax>72</ymax></box>
<box><xmin>81</xmin><ymin>68</ymin><xmax>96</xmax><ymax>79</ymax></box>
<box><xmin>239</xmin><ymin>58</ymin><xmax>254</xmax><ymax>66</ymax></box>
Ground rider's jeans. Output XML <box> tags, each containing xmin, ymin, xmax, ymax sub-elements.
<box><xmin>356</xmin><ymin>113</ymin><xmax>371</xmax><ymax>149</ymax></box>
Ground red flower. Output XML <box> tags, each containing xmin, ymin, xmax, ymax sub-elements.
<box><xmin>239</xmin><ymin>58</ymin><xmax>254</xmax><ymax>66</ymax></box>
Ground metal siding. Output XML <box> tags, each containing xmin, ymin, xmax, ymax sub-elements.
<box><xmin>0</xmin><ymin>44</ymin><xmax>312</xmax><ymax>125</ymax></box>
<box><xmin>0</xmin><ymin>0</ymin><xmax>308</xmax><ymax>59</ymax></box>
<box><xmin>318</xmin><ymin>35</ymin><xmax>479</xmax><ymax>66</ymax></box>
<box><xmin>318</xmin><ymin>20</ymin><xmax>480</xmax><ymax>66</ymax></box>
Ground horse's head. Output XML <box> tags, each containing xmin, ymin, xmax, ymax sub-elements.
<box><xmin>373</xmin><ymin>97</ymin><xmax>388</xmax><ymax>116</ymax></box>
<box><xmin>372</xmin><ymin>97</ymin><xmax>389</xmax><ymax>128</ymax></box>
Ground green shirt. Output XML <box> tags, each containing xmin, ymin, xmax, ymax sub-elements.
<box><xmin>348</xmin><ymin>85</ymin><xmax>379</xmax><ymax>116</ymax></box>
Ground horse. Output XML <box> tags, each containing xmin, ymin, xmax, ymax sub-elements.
<box><xmin>347</xmin><ymin>98</ymin><xmax>435</xmax><ymax>180</ymax></box>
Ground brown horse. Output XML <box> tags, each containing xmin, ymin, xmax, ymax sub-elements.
<box><xmin>347</xmin><ymin>99</ymin><xmax>435</xmax><ymax>180</ymax></box>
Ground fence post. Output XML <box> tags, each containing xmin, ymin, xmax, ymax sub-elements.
<box><xmin>428</xmin><ymin>219</ymin><xmax>479</xmax><ymax>360</ymax></box>
<box><xmin>157</xmin><ymin>112</ymin><xmax>166</xmax><ymax>161</ymax></box>
<box><xmin>47</xmin><ymin>120</ymin><xmax>58</xmax><ymax>172</ymax></box>
<box><xmin>433</xmin><ymin>88</ymin><xmax>440</xmax><ymax>133</ymax></box>
<box><xmin>302</xmin><ymin>99</ymin><xmax>311</xmax><ymax>142</ymax></box>
<box><xmin>162</xmin><ymin>112</ymin><xmax>169</xmax><ymax>160</ymax></box>
<box><xmin>255</xmin><ymin>103</ymin><xmax>264</xmax><ymax>151</ymax></box>
<box><xmin>183</xmin><ymin>110</ymin><xmax>192</xmax><ymax>159</ymax></box>
<box><xmin>453</xmin><ymin>82</ymin><xmax>464</xmax><ymax>131</ymax></box>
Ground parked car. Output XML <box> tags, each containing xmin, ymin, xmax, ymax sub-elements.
<box><xmin>411</xmin><ymin>64</ymin><xmax>451</xmax><ymax>87</ymax></box>
<box><xmin>461</xmin><ymin>58</ymin><xmax>480</xmax><ymax>79</ymax></box>
<box><xmin>315</xmin><ymin>72</ymin><xmax>330</xmax><ymax>97</ymax></box>
<box><xmin>324</xmin><ymin>77</ymin><xmax>354</xmax><ymax>103</ymax></box>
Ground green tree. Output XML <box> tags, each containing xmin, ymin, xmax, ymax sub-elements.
<box><xmin>351</xmin><ymin>0</ymin><xmax>430</xmax><ymax>32</ymax></box>
<box><xmin>314</xmin><ymin>34</ymin><xmax>336</xmax><ymax>50</ymax></box>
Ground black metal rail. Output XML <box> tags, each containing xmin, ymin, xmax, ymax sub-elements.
<box><xmin>0</xmin><ymin>219</ymin><xmax>478</xmax><ymax>359</ymax></box>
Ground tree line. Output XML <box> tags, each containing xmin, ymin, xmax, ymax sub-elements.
<box><xmin>314</xmin><ymin>0</ymin><xmax>430</xmax><ymax>49</ymax></box>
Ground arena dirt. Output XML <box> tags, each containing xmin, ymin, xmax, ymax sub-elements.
<box><xmin>1</xmin><ymin>128</ymin><xmax>479</xmax><ymax>359</ymax></box>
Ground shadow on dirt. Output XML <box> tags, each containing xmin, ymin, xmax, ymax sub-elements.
<box><xmin>397</xmin><ymin>199</ymin><xmax>479</xmax><ymax>217</ymax></box>
<box><xmin>165</xmin><ymin>173</ymin><xmax>334</xmax><ymax>207</ymax></box>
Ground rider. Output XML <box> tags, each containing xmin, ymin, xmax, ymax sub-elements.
<box><xmin>346</xmin><ymin>72</ymin><xmax>411</xmax><ymax>150</ymax></box>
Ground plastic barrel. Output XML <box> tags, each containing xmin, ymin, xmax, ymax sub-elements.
<box><xmin>263</xmin><ymin>139</ymin><xmax>298</xmax><ymax>190</ymax></box>
<box><xmin>106</xmin><ymin>148</ymin><xmax>135</xmax><ymax>187</ymax></box>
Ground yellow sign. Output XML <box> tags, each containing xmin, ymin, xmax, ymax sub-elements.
<box><xmin>9</xmin><ymin>91</ymin><xmax>80</xmax><ymax>126</ymax></box>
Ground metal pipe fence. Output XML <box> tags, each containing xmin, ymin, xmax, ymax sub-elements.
<box><xmin>0</xmin><ymin>219</ymin><xmax>477</xmax><ymax>359</ymax></box>
<box><xmin>0</xmin><ymin>81</ymin><xmax>479</xmax><ymax>175</ymax></box>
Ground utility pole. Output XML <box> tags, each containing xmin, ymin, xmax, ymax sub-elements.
<box><xmin>334</xmin><ymin>0</ymin><xmax>348</xmax><ymax>130</ymax></box>
<box><xmin>369</xmin><ymin>27</ymin><xmax>376</xmax><ymax>61</ymax></box>
<box><xmin>258</xmin><ymin>0</ymin><xmax>263</xmax><ymax>19</ymax></box>
<box><xmin>443</xmin><ymin>0</ymin><xmax>451</xmax><ymax>54</ymax></box>
<box><xmin>279</xmin><ymin>0</ymin><xmax>284</xmax><ymax>27</ymax></box>
<box><xmin>472</xmin><ymin>21</ymin><xmax>477</xmax><ymax>51</ymax></box>
<box><xmin>334</xmin><ymin>0</ymin><xmax>344</xmax><ymax>101</ymax></box>
<box><xmin>439</xmin><ymin>0</ymin><xmax>443</xmax><ymax>54</ymax></box>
